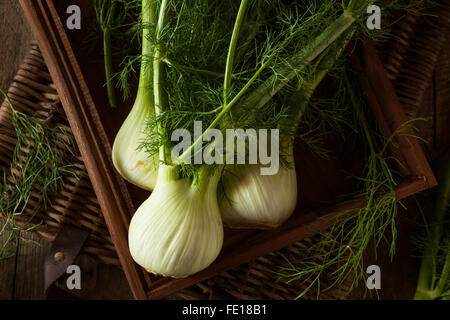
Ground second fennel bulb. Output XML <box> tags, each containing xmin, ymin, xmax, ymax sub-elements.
<box><xmin>219</xmin><ymin>146</ymin><xmax>298</xmax><ymax>229</ymax></box>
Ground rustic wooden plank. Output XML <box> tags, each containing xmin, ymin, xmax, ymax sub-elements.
<box><xmin>0</xmin><ymin>231</ymin><xmax>16</xmax><ymax>299</ymax></box>
<box><xmin>54</xmin><ymin>254</ymin><xmax>133</xmax><ymax>300</ymax></box>
<box><xmin>0</xmin><ymin>1</ymin><xmax>34</xmax><ymax>90</ymax></box>
<box><xmin>13</xmin><ymin>232</ymin><xmax>51</xmax><ymax>299</ymax></box>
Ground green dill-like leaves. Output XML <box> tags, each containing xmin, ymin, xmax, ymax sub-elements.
<box><xmin>135</xmin><ymin>0</ymin><xmax>376</xmax><ymax>179</ymax></box>
<box><xmin>274</xmin><ymin>71</ymin><xmax>401</xmax><ymax>298</ymax></box>
<box><xmin>0</xmin><ymin>92</ymin><xmax>78</xmax><ymax>260</ymax></box>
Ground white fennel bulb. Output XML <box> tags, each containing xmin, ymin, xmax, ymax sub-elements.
<box><xmin>112</xmin><ymin>92</ymin><xmax>158</xmax><ymax>191</ymax></box>
<box><xmin>220</xmin><ymin>150</ymin><xmax>298</xmax><ymax>229</ymax></box>
<box><xmin>112</xmin><ymin>1</ymin><xmax>158</xmax><ymax>191</ymax></box>
<box><xmin>128</xmin><ymin>165</ymin><xmax>223</xmax><ymax>277</ymax></box>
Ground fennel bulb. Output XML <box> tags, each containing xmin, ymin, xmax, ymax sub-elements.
<box><xmin>219</xmin><ymin>147</ymin><xmax>297</xmax><ymax>229</ymax></box>
<box><xmin>112</xmin><ymin>0</ymin><xmax>157</xmax><ymax>190</ymax></box>
<box><xmin>128</xmin><ymin>165</ymin><xmax>223</xmax><ymax>277</ymax></box>
<box><xmin>112</xmin><ymin>93</ymin><xmax>158</xmax><ymax>191</ymax></box>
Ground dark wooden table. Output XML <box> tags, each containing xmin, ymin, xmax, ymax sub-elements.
<box><xmin>0</xmin><ymin>1</ymin><xmax>448</xmax><ymax>300</ymax></box>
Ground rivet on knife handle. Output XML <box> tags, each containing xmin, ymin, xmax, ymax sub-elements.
<box><xmin>44</xmin><ymin>224</ymin><xmax>90</xmax><ymax>295</ymax></box>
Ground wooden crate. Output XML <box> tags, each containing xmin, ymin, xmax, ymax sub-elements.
<box><xmin>19</xmin><ymin>0</ymin><xmax>437</xmax><ymax>299</ymax></box>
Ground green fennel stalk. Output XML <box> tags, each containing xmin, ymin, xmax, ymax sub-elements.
<box><xmin>223</xmin><ymin>0</ymin><xmax>250</xmax><ymax>105</ymax></box>
<box><xmin>95</xmin><ymin>0</ymin><xmax>119</xmax><ymax>108</ymax></box>
<box><xmin>95</xmin><ymin>0</ymin><xmax>141</xmax><ymax>107</ymax></box>
<box><xmin>414</xmin><ymin>161</ymin><xmax>450</xmax><ymax>300</ymax></box>
<box><xmin>153</xmin><ymin>0</ymin><xmax>169</xmax><ymax>163</ymax></box>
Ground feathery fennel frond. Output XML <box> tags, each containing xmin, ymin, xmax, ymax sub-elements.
<box><xmin>0</xmin><ymin>89</ymin><xmax>78</xmax><ymax>260</ymax></box>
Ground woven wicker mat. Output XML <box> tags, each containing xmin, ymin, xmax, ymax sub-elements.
<box><xmin>0</xmin><ymin>2</ymin><xmax>448</xmax><ymax>300</ymax></box>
